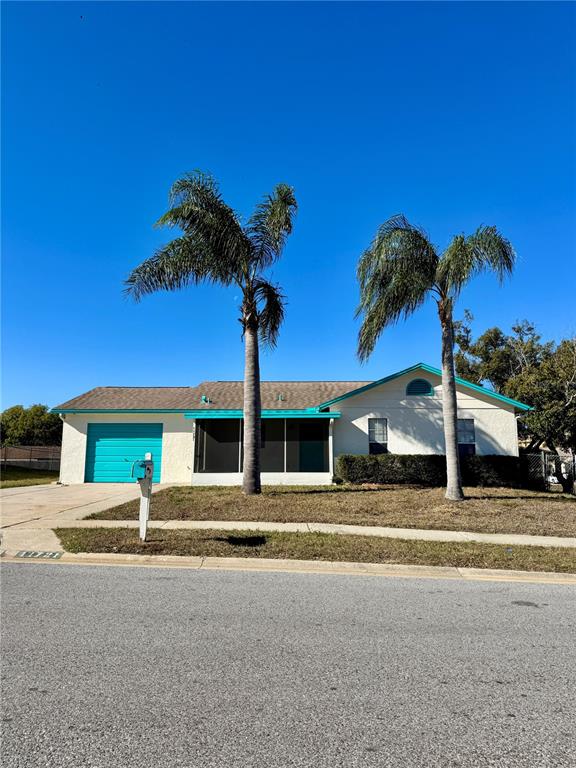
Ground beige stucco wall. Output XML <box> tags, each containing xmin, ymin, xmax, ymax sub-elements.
<box><xmin>59</xmin><ymin>413</ymin><xmax>194</xmax><ymax>484</ymax></box>
<box><xmin>331</xmin><ymin>370</ymin><xmax>519</xmax><ymax>458</ymax></box>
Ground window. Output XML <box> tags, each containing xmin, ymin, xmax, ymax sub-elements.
<box><xmin>368</xmin><ymin>418</ymin><xmax>388</xmax><ymax>455</ymax></box>
<box><xmin>406</xmin><ymin>378</ymin><xmax>434</xmax><ymax>396</ymax></box>
<box><xmin>457</xmin><ymin>418</ymin><xmax>476</xmax><ymax>456</ymax></box>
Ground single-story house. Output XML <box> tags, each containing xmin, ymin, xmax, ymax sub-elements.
<box><xmin>52</xmin><ymin>363</ymin><xmax>531</xmax><ymax>486</ymax></box>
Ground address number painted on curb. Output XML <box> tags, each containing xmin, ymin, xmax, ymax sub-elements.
<box><xmin>15</xmin><ymin>551</ymin><xmax>63</xmax><ymax>559</ymax></box>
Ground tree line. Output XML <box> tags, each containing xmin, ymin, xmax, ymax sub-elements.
<box><xmin>454</xmin><ymin>314</ymin><xmax>576</xmax><ymax>454</ymax></box>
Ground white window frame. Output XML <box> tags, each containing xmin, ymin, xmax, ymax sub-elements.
<box><xmin>457</xmin><ymin>418</ymin><xmax>476</xmax><ymax>445</ymax></box>
<box><xmin>368</xmin><ymin>417</ymin><xmax>388</xmax><ymax>454</ymax></box>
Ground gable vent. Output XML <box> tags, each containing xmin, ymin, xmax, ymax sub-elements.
<box><xmin>406</xmin><ymin>378</ymin><xmax>434</xmax><ymax>396</ymax></box>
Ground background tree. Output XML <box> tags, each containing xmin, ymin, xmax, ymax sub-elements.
<box><xmin>455</xmin><ymin>316</ymin><xmax>576</xmax><ymax>459</ymax></box>
<box><xmin>357</xmin><ymin>215</ymin><xmax>515</xmax><ymax>501</ymax></box>
<box><xmin>125</xmin><ymin>172</ymin><xmax>297</xmax><ymax>495</ymax></box>
<box><xmin>0</xmin><ymin>405</ymin><xmax>62</xmax><ymax>446</ymax></box>
<box><xmin>454</xmin><ymin>312</ymin><xmax>553</xmax><ymax>393</ymax></box>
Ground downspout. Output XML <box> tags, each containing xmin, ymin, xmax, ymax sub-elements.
<box><xmin>57</xmin><ymin>413</ymin><xmax>66</xmax><ymax>485</ymax></box>
<box><xmin>328</xmin><ymin>418</ymin><xmax>334</xmax><ymax>479</ymax></box>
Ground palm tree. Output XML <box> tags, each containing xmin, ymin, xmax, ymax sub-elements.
<box><xmin>125</xmin><ymin>172</ymin><xmax>297</xmax><ymax>495</ymax></box>
<box><xmin>356</xmin><ymin>215</ymin><xmax>515</xmax><ymax>501</ymax></box>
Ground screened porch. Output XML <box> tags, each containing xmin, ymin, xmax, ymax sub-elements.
<box><xmin>193</xmin><ymin>418</ymin><xmax>331</xmax><ymax>474</ymax></box>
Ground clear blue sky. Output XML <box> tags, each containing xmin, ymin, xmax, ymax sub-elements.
<box><xmin>2</xmin><ymin>1</ymin><xmax>575</xmax><ymax>408</ymax></box>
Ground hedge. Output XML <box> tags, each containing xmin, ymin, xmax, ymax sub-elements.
<box><xmin>335</xmin><ymin>454</ymin><xmax>522</xmax><ymax>487</ymax></box>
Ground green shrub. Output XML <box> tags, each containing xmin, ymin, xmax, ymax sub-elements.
<box><xmin>460</xmin><ymin>455</ymin><xmax>521</xmax><ymax>488</ymax></box>
<box><xmin>335</xmin><ymin>454</ymin><xmax>522</xmax><ymax>487</ymax></box>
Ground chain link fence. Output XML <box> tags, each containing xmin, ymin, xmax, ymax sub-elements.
<box><xmin>520</xmin><ymin>451</ymin><xmax>575</xmax><ymax>494</ymax></box>
<box><xmin>0</xmin><ymin>445</ymin><xmax>61</xmax><ymax>472</ymax></box>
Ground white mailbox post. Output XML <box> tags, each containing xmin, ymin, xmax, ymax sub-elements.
<box><xmin>131</xmin><ymin>452</ymin><xmax>154</xmax><ymax>542</ymax></box>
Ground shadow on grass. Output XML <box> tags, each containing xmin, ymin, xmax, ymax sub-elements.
<box><xmin>213</xmin><ymin>535</ymin><xmax>268</xmax><ymax>548</ymax></box>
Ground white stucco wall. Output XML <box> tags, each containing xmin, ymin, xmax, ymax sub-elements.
<box><xmin>59</xmin><ymin>371</ymin><xmax>520</xmax><ymax>485</ymax></box>
<box><xmin>59</xmin><ymin>413</ymin><xmax>194</xmax><ymax>484</ymax></box>
<box><xmin>331</xmin><ymin>371</ymin><xmax>519</xmax><ymax>458</ymax></box>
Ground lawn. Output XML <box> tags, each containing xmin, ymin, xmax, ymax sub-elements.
<box><xmin>0</xmin><ymin>466</ymin><xmax>59</xmax><ymax>489</ymax></box>
<box><xmin>55</xmin><ymin>527</ymin><xmax>576</xmax><ymax>573</ymax></box>
<box><xmin>87</xmin><ymin>485</ymin><xmax>576</xmax><ymax>538</ymax></box>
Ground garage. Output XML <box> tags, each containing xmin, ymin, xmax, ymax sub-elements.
<box><xmin>84</xmin><ymin>423</ymin><xmax>163</xmax><ymax>483</ymax></box>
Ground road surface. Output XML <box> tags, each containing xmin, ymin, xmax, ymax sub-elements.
<box><xmin>2</xmin><ymin>563</ymin><xmax>575</xmax><ymax>767</ymax></box>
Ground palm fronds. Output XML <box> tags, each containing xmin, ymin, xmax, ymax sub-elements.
<box><xmin>253</xmin><ymin>279</ymin><xmax>286</xmax><ymax>348</ymax></box>
<box><xmin>246</xmin><ymin>183</ymin><xmax>298</xmax><ymax>270</ymax></box>
<box><xmin>437</xmin><ymin>225</ymin><xmax>515</xmax><ymax>297</ymax></box>
<box><xmin>356</xmin><ymin>215</ymin><xmax>438</xmax><ymax>360</ymax></box>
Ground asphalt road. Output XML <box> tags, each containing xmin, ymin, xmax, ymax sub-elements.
<box><xmin>2</xmin><ymin>564</ymin><xmax>575</xmax><ymax>767</ymax></box>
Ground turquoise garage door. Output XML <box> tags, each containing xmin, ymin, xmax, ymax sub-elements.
<box><xmin>85</xmin><ymin>423</ymin><xmax>163</xmax><ymax>483</ymax></box>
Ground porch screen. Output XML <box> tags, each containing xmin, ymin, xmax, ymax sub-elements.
<box><xmin>195</xmin><ymin>418</ymin><xmax>329</xmax><ymax>473</ymax></box>
<box><xmin>260</xmin><ymin>419</ymin><xmax>285</xmax><ymax>472</ymax></box>
<box><xmin>195</xmin><ymin>419</ymin><xmax>241</xmax><ymax>473</ymax></box>
<box><xmin>286</xmin><ymin>420</ymin><xmax>329</xmax><ymax>472</ymax></box>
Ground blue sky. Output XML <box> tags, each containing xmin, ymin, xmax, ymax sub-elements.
<box><xmin>2</xmin><ymin>1</ymin><xmax>575</xmax><ymax>408</ymax></box>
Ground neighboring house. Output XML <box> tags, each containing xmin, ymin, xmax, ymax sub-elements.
<box><xmin>52</xmin><ymin>363</ymin><xmax>531</xmax><ymax>486</ymax></box>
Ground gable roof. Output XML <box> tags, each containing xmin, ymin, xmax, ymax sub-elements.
<box><xmin>316</xmin><ymin>363</ymin><xmax>532</xmax><ymax>412</ymax></box>
<box><xmin>51</xmin><ymin>364</ymin><xmax>531</xmax><ymax>413</ymax></box>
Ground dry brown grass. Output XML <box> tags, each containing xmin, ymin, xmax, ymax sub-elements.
<box><xmin>87</xmin><ymin>485</ymin><xmax>576</xmax><ymax>537</ymax></box>
<box><xmin>56</xmin><ymin>527</ymin><xmax>576</xmax><ymax>573</ymax></box>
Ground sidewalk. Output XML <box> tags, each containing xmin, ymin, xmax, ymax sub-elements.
<box><xmin>3</xmin><ymin>516</ymin><xmax>576</xmax><ymax>556</ymax></box>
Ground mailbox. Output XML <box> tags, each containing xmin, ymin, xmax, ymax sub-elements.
<box><xmin>131</xmin><ymin>459</ymin><xmax>153</xmax><ymax>480</ymax></box>
<box><xmin>132</xmin><ymin>453</ymin><xmax>154</xmax><ymax>542</ymax></box>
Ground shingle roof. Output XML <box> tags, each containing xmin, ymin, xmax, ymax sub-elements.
<box><xmin>52</xmin><ymin>381</ymin><xmax>371</xmax><ymax>412</ymax></box>
<box><xmin>52</xmin><ymin>363</ymin><xmax>532</xmax><ymax>413</ymax></box>
<box><xmin>53</xmin><ymin>387</ymin><xmax>202</xmax><ymax>411</ymax></box>
<box><xmin>192</xmin><ymin>381</ymin><xmax>371</xmax><ymax>411</ymax></box>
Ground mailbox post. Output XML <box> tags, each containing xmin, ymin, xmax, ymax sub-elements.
<box><xmin>131</xmin><ymin>452</ymin><xmax>154</xmax><ymax>541</ymax></box>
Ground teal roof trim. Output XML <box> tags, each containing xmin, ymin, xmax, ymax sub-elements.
<box><xmin>316</xmin><ymin>363</ymin><xmax>533</xmax><ymax>412</ymax></box>
<box><xmin>184</xmin><ymin>409</ymin><xmax>341</xmax><ymax>420</ymax></box>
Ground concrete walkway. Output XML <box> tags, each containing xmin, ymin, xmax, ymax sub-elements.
<box><xmin>8</xmin><ymin>517</ymin><xmax>576</xmax><ymax>550</ymax></box>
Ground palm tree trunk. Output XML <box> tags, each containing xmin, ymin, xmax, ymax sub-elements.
<box><xmin>242</xmin><ymin>322</ymin><xmax>262</xmax><ymax>495</ymax></box>
<box><xmin>438</xmin><ymin>299</ymin><xmax>464</xmax><ymax>501</ymax></box>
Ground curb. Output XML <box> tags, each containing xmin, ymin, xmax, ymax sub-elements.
<box><xmin>2</xmin><ymin>551</ymin><xmax>575</xmax><ymax>585</ymax></box>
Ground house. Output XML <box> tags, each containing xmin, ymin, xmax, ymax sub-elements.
<box><xmin>52</xmin><ymin>363</ymin><xmax>531</xmax><ymax>486</ymax></box>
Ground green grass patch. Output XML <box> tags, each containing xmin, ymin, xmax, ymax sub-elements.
<box><xmin>0</xmin><ymin>466</ymin><xmax>59</xmax><ymax>488</ymax></box>
<box><xmin>86</xmin><ymin>484</ymin><xmax>576</xmax><ymax>538</ymax></box>
<box><xmin>55</xmin><ymin>527</ymin><xmax>576</xmax><ymax>574</ymax></box>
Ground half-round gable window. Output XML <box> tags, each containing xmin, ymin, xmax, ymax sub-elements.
<box><xmin>406</xmin><ymin>378</ymin><xmax>434</xmax><ymax>396</ymax></box>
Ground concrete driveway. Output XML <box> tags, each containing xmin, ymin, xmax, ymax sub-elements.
<box><xmin>0</xmin><ymin>483</ymin><xmax>169</xmax><ymax>554</ymax></box>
